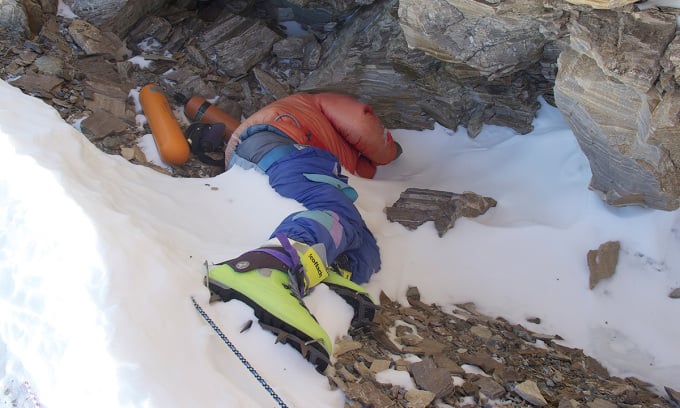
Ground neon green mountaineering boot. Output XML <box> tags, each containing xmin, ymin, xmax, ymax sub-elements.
<box><xmin>324</xmin><ymin>266</ymin><xmax>377</xmax><ymax>328</ymax></box>
<box><xmin>206</xmin><ymin>250</ymin><xmax>332</xmax><ymax>371</ymax></box>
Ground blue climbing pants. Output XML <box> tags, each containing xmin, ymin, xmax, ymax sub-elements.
<box><xmin>264</xmin><ymin>147</ymin><xmax>380</xmax><ymax>284</ymax></box>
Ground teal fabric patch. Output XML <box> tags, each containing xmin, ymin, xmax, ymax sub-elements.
<box><xmin>292</xmin><ymin>210</ymin><xmax>343</xmax><ymax>247</ymax></box>
<box><xmin>303</xmin><ymin>173</ymin><xmax>358</xmax><ymax>202</ymax></box>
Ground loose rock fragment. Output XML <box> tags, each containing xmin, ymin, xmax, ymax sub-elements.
<box><xmin>587</xmin><ymin>240</ymin><xmax>620</xmax><ymax>289</ymax></box>
<box><xmin>666</xmin><ymin>386</ymin><xmax>680</xmax><ymax>405</ymax></box>
<box><xmin>514</xmin><ymin>380</ymin><xmax>548</xmax><ymax>406</ymax></box>
<box><xmin>385</xmin><ymin>188</ymin><xmax>497</xmax><ymax>237</ymax></box>
<box><xmin>404</xmin><ymin>389</ymin><xmax>436</xmax><ymax>408</ymax></box>
<box><xmin>409</xmin><ymin>357</ymin><xmax>454</xmax><ymax>398</ymax></box>
<box><xmin>344</xmin><ymin>382</ymin><xmax>396</xmax><ymax>408</ymax></box>
<box><xmin>586</xmin><ymin>398</ymin><xmax>617</xmax><ymax>408</ymax></box>
<box><xmin>333</xmin><ymin>337</ymin><xmax>362</xmax><ymax>357</ymax></box>
<box><xmin>474</xmin><ymin>376</ymin><xmax>506</xmax><ymax>399</ymax></box>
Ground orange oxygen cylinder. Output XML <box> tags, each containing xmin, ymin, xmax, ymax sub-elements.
<box><xmin>139</xmin><ymin>84</ymin><xmax>190</xmax><ymax>166</ymax></box>
<box><xmin>184</xmin><ymin>96</ymin><xmax>241</xmax><ymax>136</ymax></box>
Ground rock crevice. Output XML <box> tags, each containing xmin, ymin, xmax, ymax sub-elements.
<box><xmin>2</xmin><ymin>0</ymin><xmax>679</xmax><ymax>209</ymax></box>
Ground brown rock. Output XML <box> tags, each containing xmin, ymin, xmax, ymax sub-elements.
<box><xmin>586</xmin><ymin>398</ymin><xmax>616</xmax><ymax>408</ymax></box>
<box><xmin>404</xmin><ymin>389</ymin><xmax>436</xmax><ymax>408</ymax></box>
<box><xmin>459</xmin><ymin>353</ymin><xmax>501</xmax><ymax>374</ymax></box>
<box><xmin>9</xmin><ymin>72</ymin><xmax>63</xmax><ymax>98</ymax></box>
<box><xmin>81</xmin><ymin>109</ymin><xmax>130</xmax><ymax>140</ymax></box>
<box><xmin>564</xmin><ymin>0</ymin><xmax>637</xmax><ymax>9</ymax></box>
<box><xmin>515</xmin><ymin>380</ymin><xmax>548</xmax><ymax>406</ymax></box>
<box><xmin>344</xmin><ymin>382</ymin><xmax>396</xmax><ymax>407</ymax></box>
<box><xmin>370</xmin><ymin>359</ymin><xmax>391</xmax><ymax>373</ymax></box>
<box><xmin>410</xmin><ymin>357</ymin><xmax>454</xmax><ymax>399</ymax></box>
<box><xmin>385</xmin><ymin>188</ymin><xmax>497</xmax><ymax>237</ymax></box>
<box><xmin>473</xmin><ymin>376</ymin><xmax>506</xmax><ymax>399</ymax></box>
<box><xmin>371</xmin><ymin>328</ymin><xmax>402</xmax><ymax>354</ymax></box>
<box><xmin>333</xmin><ymin>337</ymin><xmax>363</xmax><ymax>357</ymax></box>
<box><xmin>68</xmin><ymin>19</ymin><xmax>130</xmax><ymax>59</ymax></box>
<box><xmin>433</xmin><ymin>354</ymin><xmax>466</xmax><ymax>376</ymax></box>
<box><xmin>666</xmin><ymin>386</ymin><xmax>680</xmax><ymax>405</ymax></box>
<box><xmin>587</xmin><ymin>241</ymin><xmax>620</xmax><ymax>289</ymax></box>
<box><xmin>584</xmin><ymin>356</ymin><xmax>609</xmax><ymax>378</ymax></box>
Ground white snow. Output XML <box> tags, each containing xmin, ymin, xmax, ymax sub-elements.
<box><xmin>1</xmin><ymin>78</ymin><xmax>679</xmax><ymax>407</ymax></box>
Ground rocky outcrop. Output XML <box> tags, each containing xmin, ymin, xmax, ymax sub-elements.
<box><xmin>554</xmin><ymin>8</ymin><xmax>680</xmax><ymax>210</ymax></box>
<box><xmin>62</xmin><ymin>0</ymin><xmax>172</xmax><ymax>37</ymax></box>
<box><xmin>397</xmin><ymin>0</ymin><xmax>559</xmax><ymax>79</ymax></box>
<box><xmin>0</xmin><ymin>0</ymin><xmax>29</xmax><ymax>36</ymax></box>
<box><xmin>565</xmin><ymin>0</ymin><xmax>637</xmax><ymax>8</ymax></box>
<box><xmin>6</xmin><ymin>0</ymin><xmax>680</xmax><ymax>209</ymax></box>
<box><xmin>300</xmin><ymin>0</ymin><xmax>555</xmax><ymax>135</ymax></box>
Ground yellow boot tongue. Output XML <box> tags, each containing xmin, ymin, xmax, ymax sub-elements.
<box><xmin>270</xmin><ymin>234</ymin><xmax>330</xmax><ymax>294</ymax></box>
<box><xmin>299</xmin><ymin>245</ymin><xmax>329</xmax><ymax>289</ymax></box>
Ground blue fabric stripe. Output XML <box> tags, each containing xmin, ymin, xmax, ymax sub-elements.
<box><xmin>258</xmin><ymin>144</ymin><xmax>299</xmax><ymax>172</ymax></box>
<box><xmin>265</xmin><ymin>147</ymin><xmax>380</xmax><ymax>284</ymax></box>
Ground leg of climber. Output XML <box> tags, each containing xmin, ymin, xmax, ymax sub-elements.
<box><xmin>265</xmin><ymin>146</ymin><xmax>381</xmax><ymax>283</ymax></box>
<box><xmin>206</xmin><ymin>129</ymin><xmax>379</xmax><ymax>371</ymax></box>
<box><xmin>263</xmin><ymin>147</ymin><xmax>379</xmax><ymax>327</ymax></box>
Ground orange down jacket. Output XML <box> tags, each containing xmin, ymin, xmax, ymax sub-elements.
<box><xmin>228</xmin><ymin>93</ymin><xmax>401</xmax><ymax>178</ymax></box>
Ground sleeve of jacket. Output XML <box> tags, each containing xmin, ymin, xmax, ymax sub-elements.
<box><xmin>315</xmin><ymin>93</ymin><xmax>401</xmax><ymax>166</ymax></box>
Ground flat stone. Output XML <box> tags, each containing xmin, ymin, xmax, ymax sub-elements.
<box><xmin>432</xmin><ymin>354</ymin><xmax>465</xmax><ymax>375</ymax></box>
<box><xmin>514</xmin><ymin>380</ymin><xmax>548</xmax><ymax>406</ymax></box>
<box><xmin>370</xmin><ymin>359</ymin><xmax>391</xmax><ymax>373</ymax></box>
<box><xmin>470</xmin><ymin>324</ymin><xmax>493</xmax><ymax>339</ymax></box>
<box><xmin>33</xmin><ymin>55</ymin><xmax>63</xmax><ymax>76</ymax></box>
<box><xmin>493</xmin><ymin>366</ymin><xmax>522</xmax><ymax>383</ymax></box>
<box><xmin>410</xmin><ymin>357</ymin><xmax>454</xmax><ymax>399</ymax></box>
<box><xmin>587</xmin><ymin>241</ymin><xmax>620</xmax><ymax>289</ymax></box>
<box><xmin>586</xmin><ymin>398</ymin><xmax>617</xmax><ymax>408</ymax></box>
<box><xmin>370</xmin><ymin>328</ymin><xmax>402</xmax><ymax>354</ymax></box>
<box><xmin>344</xmin><ymin>381</ymin><xmax>396</xmax><ymax>408</ymax></box>
<box><xmin>68</xmin><ymin>19</ymin><xmax>129</xmax><ymax>59</ymax></box>
<box><xmin>385</xmin><ymin>188</ymin><xmax>497</xmax><ymax>237</ymax></box>
<box><xmin>9</xmin><ymin>72</ymin><xmax>63</xmax><ymax>98</ymax></box>
<box><xmin>333</xmin><ymin>337</ymin><xmax>362</xmax><ymax>357</ymax></box>
<box><xmin>404</xmin><ymin>389</ymin><xmax>436</xmax><ymax>408</ymax></box>
<box><xmin>558</xmin><ymin>399</ymin><xmax>581</xmax><ymax>408</ymax></box>
<box><xmin>669</xmin><ymin>288</ymin><xmax>680</xmax><ymax>299</ymax></box>
<box><xmin>80</xmin><ymin>109</ymin><xmax>130</xmax><ymax>140</ymax></box>
<box><xmin>564</xmin><ymin>0</ymin><xmax>637</xmax><ymax>9</ymax></box>
<box><xmin>473</xmin><ymin>376</ymin><xmax>506</xmax><ymax>399</ymax></box>
<box><xmin>459</xmin><ymin>353</ymin><xmax>500</xmax><ymax>374</ymax></box>
<box><xmin>411</xmin><ymin>338</ymin><xmax>447</xmax><ymax>355</ymax></box>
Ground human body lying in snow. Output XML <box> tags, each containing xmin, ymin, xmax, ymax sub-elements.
<box><xmin>208</xmin><ymin>93</ymin><xmax>402</xmax><ymax>370</ymax></box>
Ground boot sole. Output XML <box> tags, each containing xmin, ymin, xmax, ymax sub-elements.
<box><xmin>324</xmin><ymin>284</ymin><xmax>376</xmax><ymax>328</ymax></box>
<box><xmin>208</xmin><ymin>278</ymin><xmax>330</xmax><ymax>372</ymax></box>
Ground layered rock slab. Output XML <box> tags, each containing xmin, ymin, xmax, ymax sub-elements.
<box><xmin>555</xmin><ymin>8</ymin><xmax>680</xmax><ymax>210</ymax></box>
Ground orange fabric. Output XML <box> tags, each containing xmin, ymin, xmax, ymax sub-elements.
<box><xmin>230</xmin><ymin>93</ymin><xmax>400</xmax><ymax>178</ymax></box>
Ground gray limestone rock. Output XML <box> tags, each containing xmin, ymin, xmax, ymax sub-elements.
<box><xmin>0</xmin><ymin>0</ymin><xmax>29</xmax><ymax>36</ymax></box>
<box><xmin>63</xmin><ymin>0</ymin><xmax>170</xmax><ymax>37</ymax></box>
<box><xmin>554</xmin><ymin>8</ymin><xmax>680</xmax><ymax>210</ymax></box>
<box><xmin>385</xmin><ymin>188</ymin><xmax>497</xmax><ymax>237</ymax></box>
<box><xmin>8</xmin><ymin>0</ymin><xmax>680</xmax><ymax>212</ymax></box>
<box><xmin>398</xmin><ymin>0</ymin><xmax>554</xmax><ymax>78</ymax></box>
